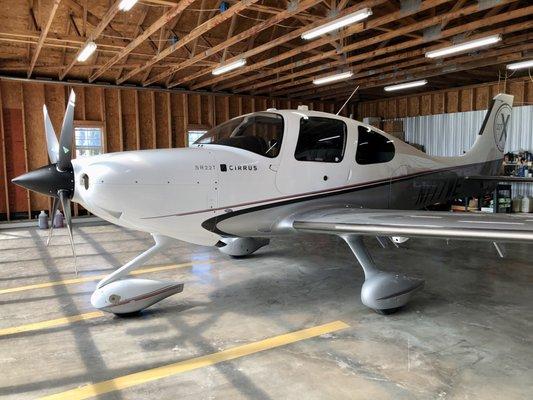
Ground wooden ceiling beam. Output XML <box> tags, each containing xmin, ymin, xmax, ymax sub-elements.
<box><xmin>272</xmin><ymin>4</ymin><xmax>531</xmax><ymax>98</ymax></box>
<box><xmin>225</xmin><ymin>0</ymin><xmax>522</xmax><ymax>94</ymax></box>
<box><xmin>117</xmin><ymin>0</ymin><xmax>261</xmax><ymax>84</ymax></box>
<box><xmin>301</xmin><ymin>37</ymin><xmax>533</xmax><ymax>99</ymax></box>
<box><xmin>63</xmin><ymin>0</ymin><xmax>122</xmax><ymax>37</ymax></box>
<box><xmin>145</xmin><ymin>0</ymin><xmax>328</xmax><ymax>87</ymax></box>
<box><xmin>88</xmin><ymin>0</ymin><xmax>196</xmax><ymax>82</ymax></box>
<box><xmin>27</xmin><ymin>0</ymin><xmax>61</xmax><ymax>78</ymax></box>
<box><xmin>284</xmin><ymin>31</ymin><xmax>531</xmax><ymax>98</ymax></box>
<box><xmin>59</xmin><ymin>0</ymin><xmax>122</xmax><ymax>80</ymax></box>
<box><xmin>170</xmin><ymin>0</ymin><xmax>388</xmax><ymax>89</ymax></box>
<box><xmin>192</xmin><ymin>0</ymin><xmax>452</xmax><ymax>91</ymax></box>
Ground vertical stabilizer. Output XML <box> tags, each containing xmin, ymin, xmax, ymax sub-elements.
<box><xmin>465</xmin><ymin>93</ymin><xmax>513</xmax><ymax>162</ymax></box>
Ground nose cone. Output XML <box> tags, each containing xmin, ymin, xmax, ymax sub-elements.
<box><xmin>12</xmin><ymin>164</ymin><xmax>75</xmax><ymax>197</ymax></box>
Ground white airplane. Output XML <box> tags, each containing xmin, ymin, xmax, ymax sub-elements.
<box><xmin>13</xmin><ymin>91</ymin><xmax>533</xmax><ymax>316</ymax></box>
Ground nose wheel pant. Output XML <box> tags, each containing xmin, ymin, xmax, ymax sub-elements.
<box><xmin>91</xmin><ymin>234</ymin><xmax>184</xmax><ymax>315</ymax></box>
<box><xmin>341</xmin><ymin>235</ymin><xmax>424</xmax><ymax>314</ymax></box>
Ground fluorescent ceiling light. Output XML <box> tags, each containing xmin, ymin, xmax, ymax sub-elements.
<box><xmin>425</xmin><ymin>34</ymin><xmax>501</xmax><ymax>58</ymax></box>
<box><xmin>302</xmin><ymin>8</ymin><xmax>372</xmax><ymax>40</ymax></box>
<box><xmin>384</xmin><ymin>80</ymin><xmax>428</xmax><ymax>92</ymax></box>
<box><xmin>212</xmin><ymin>59</ymin><xmax>246</xmax><ymax>75</ymax></box>
<box><xmin>313</xmin><ymin>71</ymin><xmax>353</xmax><ymax>85</ymax></box>
<box><xmin>119</xmin><ymin>0</ymin><xmax>138</xmax><ymax>11</ymax></box>
<box><xmin>507</xmin><ymin>60</ymin><xmax>533</xmax><ymax>70</ymax></box>
<box><xmin>77</xmin><ymin>42</ymin><xmax>97</xmax><ymax>62</ymax></box>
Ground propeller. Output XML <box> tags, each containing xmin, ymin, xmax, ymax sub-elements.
<box><xmin>12</xmin><ymin>90</ymin><xmax>78</xmax><ymax>274</ymax></box>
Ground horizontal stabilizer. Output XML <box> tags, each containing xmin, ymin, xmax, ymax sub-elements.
<box><xmin>465</xmin><ymin>176</ymin><xmax>533</xmax><ymax>183</ymax></box>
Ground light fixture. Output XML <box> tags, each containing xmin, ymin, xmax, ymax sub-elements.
<box><xmin>313</xmin><ymin>71</ymin><xmax>353</xmax><ymax>85</ymax></box>
<box><xmin>507</xmin><ymin>60</ymin><xmax>533</xmax><ymax>70</ymax></box>
<box><xmin>76</xmin><ymin>42</ymin><xmax>97</xmax><ymax>62</ymax></box>
<box><xmin>212</xmin><ymin>59</ymin><xmax>246</xmax><ymax>75</ymax></box>
<box><xmin>119</xmin><ymin>0</ymin><xmax>138</xmax><ymax>11</ymax></box>
<box><xmin>302</xmin><ymin>8</ymin><xmax>372</xmax><ymax>40</ymax></box>
<box><xmin>425</xmin><ymin>34</ymin><xmax>501</xmax><ymax>58</ymax></box>
<box><xmin>384</xmin><ymin>80</ymin><xmax>428</xmax><ymax>92</ymax></box>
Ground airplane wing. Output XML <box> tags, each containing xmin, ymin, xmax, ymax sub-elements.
<box><xmin>292</xmin><ymin>208</ymin><xmax>533</xmax><ymax>243</ymax></box>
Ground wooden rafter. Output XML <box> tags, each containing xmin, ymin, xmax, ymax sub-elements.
<box><xmin>59</xmin><ymin>0</ymin><xmax>122</xmax><ymax>80</ymax></box>
<box><xmin>273</xmin><ymin>4</ymin><xmax>531</xmax><ymax>98</ymax></box>
<box><xmin>144</xmin><ymin>0</ymin><xmax>329</xmax><ymax>87</ymax></box>
<box><xmin>169</xmin><ymin>0</ymin><xmax>388</xmax><ymax>89</ymax></box>
<box><xmin>194</xmin><ymin>0</ymin><xmax>452</xmax><ymax>91</ymax></box>
<box><xmin>216</xmin><ymin>0</ymin><xmax>522</xmax><ymax>94</ymax></box>
<box><xmin>27</xmin><ymin>0</ymin><xmax>61</xmax><ymax>78</ymax></box>
<box><xmin>317</xmin><ymin>40</ymin><xmax>533</xmax><ymax>100</ymax></box>
<box><xmin>88</xmin><ymin>0</ymin><xmax>196</xmax><ymax>82</ymax></box>
<box><xmin>116</xmin><ymin>0</ymin><xmax>262</xmax><ymax>84</ymax></box>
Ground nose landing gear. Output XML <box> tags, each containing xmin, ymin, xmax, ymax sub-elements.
<box><xmin>90</xmin><ymin>234</ymin><xmax>184</xmax><ymax>315</ymax></box>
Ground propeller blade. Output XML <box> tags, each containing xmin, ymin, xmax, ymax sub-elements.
<box><xmin>59</xmin><ymin>190</ymin><xmax>77</xmax><ymax>275</ymax></box>
<box><xmin>43</xmin><ymin>105</ymin><xmax>59</xmax><ymax>164</ymax></box>
<box><xmin>57</xmin><ymin>90</ymin><xmax>76</xmax><ymax>171</ymax></box>
<box><xmin>46</xmin><ymin>197</ymin><xmax>59</xmax><ymax>246</ymax></box>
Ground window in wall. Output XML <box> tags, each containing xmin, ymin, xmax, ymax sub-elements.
<box><xmin>294</xmin><ymin>117</ymin><xmax>346</xmax><ymax>163</ymax></box>
<box><xmin>356</xmin><ymin>126</ymin><xmax>395</xmax><ymax>165</ymax></box>
<box><xmin>188</xmin><ymin>130</ymin><xmax>207</xmax><ymax>147</ymax></box>
<box><xmin>75</xmin><ymin>126</ymin><xmax>103</xmax><ymax>157</ymax></box>
<box><xmin>194</xmin><ymin>113</ymin><xmax>284</xmax><ymax>158</ymax></box>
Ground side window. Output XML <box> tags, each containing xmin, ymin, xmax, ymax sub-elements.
<box><xmin>356</xmin><ymin>126</ymin><xmax>395</xmax><ymax>165</ymax></box>
<box><xmin>295</xmin><ymin>117</ymin><xmax>346</xmax><ymax>163</ymax></box>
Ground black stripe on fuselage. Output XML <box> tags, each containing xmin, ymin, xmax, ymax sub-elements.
<box><xmin>201</xmin><ymin>159</ymin><xmax>502</xmax><ymax>236</ymax></box>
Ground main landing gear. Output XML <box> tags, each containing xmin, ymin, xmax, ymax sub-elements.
<box><xmin>217</xmin><ymin>237</ymin><xmax>270</xmax><ymax>257</ymax></box>
<box><xmin>341</xmin><ymin>235</ymin><xmax>424</xmax><ymax>315</ymax></box>
<box><xmin>91</xmin><ymin>234</ymin><xmax>184</xmax><ymax>315</ymax></box>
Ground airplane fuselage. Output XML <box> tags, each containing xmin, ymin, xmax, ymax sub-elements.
<box><xmin>72</xmin><ymin>109</ymin><xmax>502</xmax><ymax>246</ymax></box>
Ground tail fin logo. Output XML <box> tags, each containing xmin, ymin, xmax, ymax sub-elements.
<box><xmin>493</xmin><ymin>103</ymin><xmax>511</xmax><ymax>152</ymax></box>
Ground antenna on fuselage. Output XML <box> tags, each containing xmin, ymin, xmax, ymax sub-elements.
<box><xmin>336</xmin><ymin>85</ymin><xmax>359</xmax><ymax>116</ymax></box>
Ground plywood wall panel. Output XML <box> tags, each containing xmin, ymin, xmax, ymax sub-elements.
<box><xmin>421</xmin><ymin>94</ymin><xmax>431</xmax><ymax>115</ymax></box>
<box><xmin>154</xmin><ymin>92</ymin><xmax>170</xmax><ymax>148</ymax></box>
<box><xmin>104</xmin><ymin>89</ymin><xmax>122</xmax><ymax>153</ymax></box>
<box><xmin>459</xmin><ymin>89</ymin><xmax>473</xmax><ymax>112</ymax></box>
<box><xmin>433</xmin><ymin>93</ymin><xmax>445</xmax><ymax>114</ymax></box>
<box><xmin>475</xmin><ymin>86</ymin><xmax>489</xmax><ymax>110</ymax></box>
<box><xmin>138</xmin><ymin>91</ymin><xmax>155</xmax><ymax>150</ymax></box>
<box><xmin>408</xmin><ymin>96</ymin><xmax>419</xmax><ymax>117</ymax></box>
<box><xmin>358</xmin><ymin>79</ymin><xmax>531</xmax><ymax>120</ymax></box>
<box><xmin>84</xmin><ymin>87</ymin><xmax>102</xmax><ymax>121</ymax></box>
<box><xmin>446</xmin><ymin>91</ymin><xmax>459</xmax><ymax>113</ymax></box>
<box><xmin>509</xmin><ymin>82</ymin><xmax>524</xmax><ymax>105</ymax></box>
<box><xmin>228</xmin><ymin>96</ymin><xmax>240</xmax><ymax>118</ymax></box>
<box><xmin>23</xmin><ymin>83</ymin><xmax>48</xmax><ymax>211</ymax></box>
<box><xmin>121</xmin><ymin>89</ymin><xmax>138</xmax><ymax>151</ymax></box>
<box><xmin>169</xmin><ymin>93</ymin><xmax>187</xmax><ymax>148</ymax></box>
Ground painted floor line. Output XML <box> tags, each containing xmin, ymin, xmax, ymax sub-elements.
<box><xmin>0</xmin><ymin>311</ymin><xmax>105</xmax><ymax>337</ymax></box>
<box><xmin>39</xmin><ymin>320</ymin><xmax>350</xmax><ymax>400</ymax></box>
<box><xmin>0</xmin><ymin>260</ymin><xmax>207</xmax><ymax>295</ymax></box>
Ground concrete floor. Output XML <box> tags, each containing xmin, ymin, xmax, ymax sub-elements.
<box><xmin>0</xmin><ymin>224</ymin><xmax>532</xmax><ymax>399</ymax></box>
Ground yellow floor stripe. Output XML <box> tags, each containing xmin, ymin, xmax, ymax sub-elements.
<box><xmin>40</xmin><ymin>320</ymin><xmax>349</xmax><ymax>400</ymax></box>
<box><xmin>0</xmin><ymin>261</ymin><xmax>204</xmax><ymax>295</ymax></box>
<box><xmin>0</xmin><ymin>311</ymin><xmax>105</xmax><ymax>337</ymax></box>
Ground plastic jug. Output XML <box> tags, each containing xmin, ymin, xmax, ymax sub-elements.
<box><xmin>53</xmin><ymin>210</ymin><xmax>64</xmax><ymax>228</ymax></box>
<box><xmin>38</xmin><ymin>210</ymin><xmax>48</xmax><ymax>229</ymax></box>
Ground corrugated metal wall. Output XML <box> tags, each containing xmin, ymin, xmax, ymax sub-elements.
<box><xmin>402</xmin><ymin>105</ymin><xmax>533</xmax><ymax>197</ymax></box>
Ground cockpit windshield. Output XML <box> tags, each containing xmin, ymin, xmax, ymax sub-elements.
<box><xmin>194</xmin><ymin>112</ymin><xmax>284</xmax><ymax>158</ymax></box>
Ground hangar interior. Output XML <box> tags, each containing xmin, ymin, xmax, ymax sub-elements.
<box><xmin>0</xmin><ymin>0</ymin><xmax>532</xmax><ymax>399</ymax></box>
